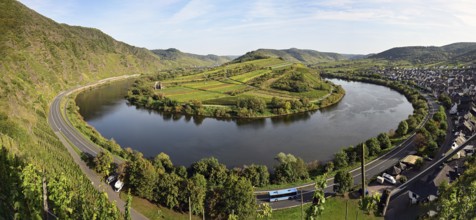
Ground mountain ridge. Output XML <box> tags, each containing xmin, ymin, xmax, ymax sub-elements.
<box><xmin>231</xmin><ymin>48</ymin><xmax>363</xmax><ymax>64</ymax></box>
<box><xmin>151</xmin><ymin>48</ymin><xmax>233</xmax><ymax>67</ymax></box>
<box><xmin>370</xmin><ymin>42</ymin><xmax>476</xmax><ymax>64</ymax></box>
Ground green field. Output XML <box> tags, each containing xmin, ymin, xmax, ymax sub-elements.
<box><xmin>271</xmin><ymin>196</ymin><xmax>382</xmax><ymax>220</ymax></box>
<box><xmin>155</xmin><ymin>58</ymin><xmax>333</xmax><ymax>104</ymax></box>
<box><xmin>126</xmin><ymin>58</ymin><xmax>346</xmax><ymax>118</ymax></box>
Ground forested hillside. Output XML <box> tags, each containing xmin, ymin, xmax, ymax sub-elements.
<box><xmin>0</xmin><ymin>0</ymin><xmax>163</xmax><ymax>218</ymax></box>
<box><xmin>151</xmin><ymin>48</ymin><xmax>232</xmax><ymax>67</ymax></box>
<box><xmin>370</xmin><ymin>42</ymin><xmax>476</xmax><ymax>65</ymax></box>
<box><xmin>232</xmin><ymin>48</ymin><xmax>352</xmax><ymax>64</ymax></box>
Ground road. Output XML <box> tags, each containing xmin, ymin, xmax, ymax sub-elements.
<box><xmin>259</xmin><ymin>93</ymin><xmax>439</xmax><ymax>210</ymax></box>
<box><xmin>48</xmin><ymin>75</ymin><xmax>147</xmax><ymax>220</ymax></box>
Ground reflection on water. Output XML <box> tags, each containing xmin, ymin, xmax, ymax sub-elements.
<box><xmin>76</xmin><ymin>79</ymin><xmax>413</xmax><ymax>168</ymax></box>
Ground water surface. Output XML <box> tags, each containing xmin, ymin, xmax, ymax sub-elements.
<box><xmin>76</xmin><ymin>79</ymin><xmax>413</xmax><ymax>168</ymax></box>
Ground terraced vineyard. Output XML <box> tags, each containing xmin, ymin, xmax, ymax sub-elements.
<box><xmin>127</xmin><ymin>58</ymin><xmax>345</xmax><ymax>118</ymax></box>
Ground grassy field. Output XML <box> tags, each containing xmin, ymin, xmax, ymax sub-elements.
<box><xmin>155</xmin><ymin>58</ymin><xmax>332</xmax><ymax>104</ymax></box>
<box><xmin>271</xmin><ymin>196</ymin><xmax>383</xmax><ymax>220</ymax></box>
<box><xmin>120</xmin><ymin>191</ymin><xmax>200</xmax><ymax>220</ymax></box>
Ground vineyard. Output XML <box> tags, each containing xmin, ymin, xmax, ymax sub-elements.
<box><xmin>126</xmin><ymin>58</ymin><xmax>345</xmax><ymax>118</ymax></box>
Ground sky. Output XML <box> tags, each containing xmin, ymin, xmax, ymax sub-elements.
<box><xmin>19</xmin><ymin>0</ymin><xmax>476</xmax><ymax>56</ymax></box>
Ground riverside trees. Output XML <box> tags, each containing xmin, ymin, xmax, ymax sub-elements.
<box><xmin>119</xmin><ymin>150</ymin><xmax>258</xmax><ymax>219</ymax></box>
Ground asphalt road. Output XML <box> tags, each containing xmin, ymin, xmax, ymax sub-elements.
<box><xmin>48</xmin><ymin>75</ymin><xmax>146</xmax><ymax>220</ymax></box>
<box><xmin>259</xmin><ymin>93</ymin><xmax>439</xmax><ymax>210</ymax></box>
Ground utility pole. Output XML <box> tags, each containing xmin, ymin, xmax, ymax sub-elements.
<box><xmin>42</xmin><ymin>169</ymin><xmax>49</xmax><ymax>220</ymax></box>
<box><xmin>345</xmin><ymin>199</ymin><xmax>348</xmax><ymax>220</ymax></box>
<box><xmin>301</xmin><ymin>189</ymin><xmax>304</xmax><ymax>220</ymax></box>
<box><xmin>361</xmin><ymin>143</ymin><xmax>366</xmax><ymax>199</ymax></box>
<box><xmin>189</xmin><ymin>197</ymin><xmax>191</xmax><ymax>220</ymax></box>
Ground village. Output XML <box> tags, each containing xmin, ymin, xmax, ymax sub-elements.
<box><xmin>362</xmin><ymin>66</ymin><xmax>476</xmax><ymax>218</ymax></box>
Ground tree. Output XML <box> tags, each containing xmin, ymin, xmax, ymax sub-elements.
<box><xmin>334</xmin><ymin>171</ymin><xmax>352</xmax><ymax>194</ymax></box>
<box><xmin>333</xmin><ymin>150</ymin><xmax>348</xmax><ymax>169</ymax></box>
<box><xmin>257</xmin><ymin>203</ymin><xmax>272</xmax><ymax>219</ymax></box>
<box><xmin>344</xmin><ymin>146</ymin><xmax>357</xmax><ymax>165</ymax></box>
<box><xmin>325</xmin><ymin>161</ymin><xmax>334</xmax><ymax>173</ymax></box>
<box><xmin>126</xmin><ymin>153</ymin><xmax>158</xmax><ymax>200</ymax></box>
<box><xmin>438</xmin><ymin>93</ymin><xmax>452</xmax><ymax>109</ymax></box>
<box><xmin>274</xmin><ymin>153</ymin><xmax>309</xmax><ymax>184</ymax></box>
<box><xmin>356</xmin><ymin>143</ymin><xmax>369</xmax><ymax>161</ymax></box>
<box><xmin>396</xmin><ymin>120</ymin><xmax>408</xmax><ymax>136</ymax></box>
<box><xmin>425</xmin><ymin>119</ymin><xmax>438</xmax><ymax>134</ymax></box>
<box><xmin>93</xmin><ymin>151</ymin><xmax>113</xmax><ymax>177</ymax></box>
<box><xmin>152</xmin><ymin>152</ymin><xmax>174</xmax><ymax>173</ymax></box>
<box><xmin>206</xmin><ymin>175</ymin><xmax>256</xmax><ymax>219</ymax></box>
<box><xmin>365</xmin><ymin>138</ymin><xmax>381</xmax><ymax>156</ymax></box>
<box><xmin>414</xmin><ymin>158</ymin><xmax>424</xmax><ymax>169</ymax></box>
<box><xmin>156</xmin><ymin>172</ymin><xmax>182</xmax><ymax>209</ymax></box>
<box><xmin>377</xmin><ymin>133</ymin><xmax>392</xmax><ymax>150</ymax></box>
<box><xmin>242</xmin><ymin>164</ymin><xmax>269</xmax><ymax>187</ymax></box>
<box><xmin>124</xmin><ymin>189</ymin><xmax>132</xmax><ymax>220</ymax></box>
<box><xmin>307</xmin><ymin>175</ymin><xmax>327</xmax><ymax>220</ymax></box>
<box><xmin>359</xmin><ymin>193</ymin><xmax>381</xmax><ymax>215</ymax></box>
<box><xmin>185</xmin><ymin>174</ymin><xmax>207</xmax><ymax>215</ymax></box>
<box><xmin>190</xmin><ymin>157</ymin><xmax>228</xmax><ymax>187</ymax></box>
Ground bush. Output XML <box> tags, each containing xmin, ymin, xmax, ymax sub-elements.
<box><xmin>399</xmin><ymin>175</ymin><xmax>408</xmax><ymax>183</ymax></box>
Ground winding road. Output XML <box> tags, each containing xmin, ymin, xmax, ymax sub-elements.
<box><xmin>48</xmin><ymin>75</ymin><xmax>146</xmax><ymax>220</ymax></box>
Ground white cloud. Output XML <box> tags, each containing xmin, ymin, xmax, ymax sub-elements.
<box><xmin>168</xmin><ymin>0</ymin><xmax>215</xmax><ymax>24</ymax></box>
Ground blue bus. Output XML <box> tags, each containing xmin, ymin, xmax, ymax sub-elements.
<box><xmin>269</xmin><ymin>188</ymin><xmax>298</xmax><ymax>202</ymax></box>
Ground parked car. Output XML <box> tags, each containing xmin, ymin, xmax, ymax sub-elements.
<box><xmin>376</xmin><ymin>176</ymin><xmax>385</xmax><ymax>184</ymax></box>
<box><xmin>106</xmin><ymin>175</ymin><xmax>116</xmax><ymax>184</ymax></box>
<box><xmin>114</xmin><ymin>179</ymin><xmax>124</xmax><ymax>192</ymax></box>
<box><xmin>382</xmin><ymin>173</ymin><xmax>396</xmax><ymax>184</ymax></box>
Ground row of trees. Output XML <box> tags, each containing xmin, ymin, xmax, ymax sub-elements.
<box><xmin>91</xmin><ymin>149</ymin><xmax>261</xmax><ymax>219</ymax></box>
<box><xmin>414</xmin><ymin>106</ymin><xmax>448</xmax><ymax>157</ymax></box>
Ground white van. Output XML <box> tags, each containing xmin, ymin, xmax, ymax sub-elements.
<box><xmin>382</xmin><ymin>173</ymin><xmax>396</xmax><ymax>184</ymax></box>
<box><xmin>114</xmin><ymin>179</ymin><xmax>124</xmax><ymax>192</ymax></box>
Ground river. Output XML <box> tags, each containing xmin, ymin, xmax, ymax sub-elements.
<box><xmin>75</xmin><ymin>79</ymin><xmax>413</xmax><ymax>168</ymax></box>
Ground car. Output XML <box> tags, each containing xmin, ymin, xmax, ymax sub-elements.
<box><xmin>382</xmin><ymin>173</ymin><xmax>397</xmax><ymax>184</ymax></box>
<box><xmin>114</xmin><ymin>179</ymin><xmax>124</xmax><ymax>192</ymax></box>
<box><xmin>376</xmin><ymin>176</ymin><xmax>385</xmax><ymax>184</ymax></box>
<box><xmin>106</xmin><ymin>175</ymin><xmax>116</xmax><ymax>184</ymax></box>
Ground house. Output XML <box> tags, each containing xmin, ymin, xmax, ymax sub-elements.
<box><xmin>401</xmin><ymin>155</ymin><xmax>423</xmax><ymax>166</ymax></box>
<box><xmin>154</xmin><ymin>81</ymin><xmax>165</xmax><ymax>90</ymax></box>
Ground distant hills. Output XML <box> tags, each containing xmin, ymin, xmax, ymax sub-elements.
<box><xmin>231</xmin><ymin>48</ymin><xmax>363</xmax><ymax>64</ymax></box>
<box><xmin>151</xmin><ymin>48</ymin><xmax>233</xmax><ymax>67</ymax></box>
<box><xmin>370</xmin><ymin>42</ymin><xmax>476</xmax><ymax>64</ymax></box>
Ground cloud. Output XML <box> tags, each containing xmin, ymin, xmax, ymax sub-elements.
<box><xmin>168</xmin><ymin>0</ymin><xmax>215</xmax><ymax>24</ymax></box>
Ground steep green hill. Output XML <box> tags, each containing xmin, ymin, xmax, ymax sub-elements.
<box><xmin>232</xmin><ymin>48</ymin><xmax>352</xmax><ymax>64</ymax></box>
<box><xmin>370</xmin><ymin>42</ymin><xmax>476</xmax><ymax>64</ymax></box>
<box><xmin>151</xmin><ymin>48</ymin><xmax>233</xmax><ymax>67</ymax></box>
<box><xmin>0</xmin><ymin>0</ymin><xmax>164</xmax><ymax>218</ymax></box>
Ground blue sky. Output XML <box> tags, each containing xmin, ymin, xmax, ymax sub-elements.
<box><xmin>19</xmin><ymin>0</ymin><xmax>476</xmax><ymax>55</ymax></box>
